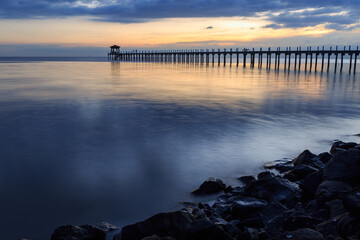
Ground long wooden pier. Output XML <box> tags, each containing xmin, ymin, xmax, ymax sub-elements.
<box><xmin>108</xmin><ymin>46</ymin><xmax>360</xmax><ymax>74</ymax></box>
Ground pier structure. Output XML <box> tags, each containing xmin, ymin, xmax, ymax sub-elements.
<box><xmin>108</xmin><ymin>46</ymin><xmax>360</xmax><ymax>73</ymax></box>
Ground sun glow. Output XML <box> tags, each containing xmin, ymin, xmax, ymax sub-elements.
<box><xmin>0</xmin><ymin>16</ymin><xmax>343</xmax><ymax>48</ymax></box>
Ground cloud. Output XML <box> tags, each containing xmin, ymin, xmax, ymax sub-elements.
<box><xmin>206</xmin><ymin>26</ymin><xmax>213</xmax><ymax>29</ymax></box>
<box><xmin>0</xmin><ymin>0</ymin><xmax>360</xmax><ymax>31</ymax></box>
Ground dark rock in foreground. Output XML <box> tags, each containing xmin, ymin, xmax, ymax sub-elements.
<box><xmin>51</xmin><ymin>139</ymin><xmax>360</xmax><ymax>240</ymax></box>
<box><xmin>51</xmin><ymin>224</ymin><xmax>106</xmax><ymax>240</ymax></box>
<box><xmin>115</xmin><ymin>210</ymin><xmax>194</xmax><ymax>240</ymax></box>
<box><xmin>192</xmin><ymin>177</ymin><xmax>226</xmax><ymax>195</ymax></box>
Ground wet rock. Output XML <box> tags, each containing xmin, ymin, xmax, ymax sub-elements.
<box><xmin>282</xmin><ymin>211</ymin><xmax>323</xmax><ymax>231</ymax></box>
<box><xmin>187</xmin><ymin>218</ymin><xmax>233</xmax><ymax>240</ymax></box>
<box><xmin>117</xmin><ymin>210</ymin><xmax>194</xmax><ymax>240</ymax></box>
<box><xmin>141</xmin><ymin>236</ymin><xmax>175</xmax><ymax>240</ymax></box>
<box><xmin>275</xmin><ymin>228</ymin><xmax>324</xmax><ymax>240</ymax></box>
<box><xmin>223</xmin><ymin>222</ymin><xmax>241</xmax><ymax>237</ymax></box>
<box><xmin>343</xmin><ymin>191</ymin><xmax>360</xmax><ymax>216</ymax></box>
<box><xmin>316</xmin><ymin>215</ymin><xmax>345</xmax><ymax>237</ymax></box>
<box><xmin>316</xmin><ymin>152</ymin><xmax>333</xmax><ymax>164</ymax></box>
<box><xmin>257</xmin><ymin>171</ymin><xmax>275</xmax><ymax>180</ymax></box>
<box><xmin>293</xmin><ymin>150</ymin><xmax>316</xmax><ymax>166</ymax></box>
<box><xmin>337</xmin><ymin>213</ymin><xmax>360</xmax><ymax>239</ymax></box>
<box><xmin>330</xmin><ymin>141</ymin><xmax>358</xmax><ymax>155</ymax></box>
<box><xmin>315</xmin><ymin>181</ymin><xmax>352</xmax><ymax>202</ymax></box>
<box><xmin>299</xmin><ymin>170</ymin><xmax>323</xmax><ymax>197</ymax></box>
<box><xmin>323</xmin><ymin>149</ymin><xmax>360</xmax><ymax>184</ymax></box>
<box><xmin>192</xmin><ymin>178</ymin><xmax>226</xmax><ymax>195</ymax></box>
<box><xmin>230</xmin><ymin>196</ymin><xmax>268</xmax><ymax>220</ymax></box>
<box><xmin>238</xmin><ymin>175</ymin><xmax>256</xmax><ymax>185</ymax></box>
<box><xmin>96</xmin><ymin>222</ymin><xmax>118</xmax><ymax>232</ymax></box>
<box><xmin>244</xmin><ymin>175</ymin><xmax>301</xmax><ymax>208</ymax></box>
<box><xmin>283</xmin><ymin>164</ymin><xmax>318</xmax><ymax>182</ymax></box>
<box><xmin>326</xmin><ymin>199</ymin><xmax>346</xmax><ymax>218</ymax></box>
<box><xmin>264</xmin><ymin>159</ymin><xmax>293</xmax><ymax>173</ymax></box>
<box><xmin>260</xmin><ymin>202</ymin><xmax>288</xmax><ymax>225</ymax></box>
<box><xmin>51</xmin><ymin>224</ymin><xmax>106</xmax><ymax>240</ymax></box>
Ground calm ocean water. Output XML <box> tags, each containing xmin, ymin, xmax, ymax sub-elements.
<box><xmin>0</xmin><ymin>57</ymin><xmax>360</xmax><ymax>239</ymax></box>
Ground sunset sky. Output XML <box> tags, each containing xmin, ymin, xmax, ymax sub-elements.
<box><xmin>0</xmin><ymin>0</ymin><xmax>360</xmax><ymax>56</ymax></box>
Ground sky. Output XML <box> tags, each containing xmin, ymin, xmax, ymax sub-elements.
<box><xmin>0</xmin><ymin>0</ymin><xmax>360</xmax><ymax>56</ymax></box>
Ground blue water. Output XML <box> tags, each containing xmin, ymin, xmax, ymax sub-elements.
<box><xmin>0</xmin><ymin>58</ymin><xmax>360</xmax><ymax>240</ymax></box>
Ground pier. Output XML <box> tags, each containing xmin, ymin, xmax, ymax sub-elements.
<box><xmin>108</xmin><ymin>46</ymin><xmax>360</xmax><ymax>74</ymax></box>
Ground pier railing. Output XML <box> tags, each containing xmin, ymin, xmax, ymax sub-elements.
<box><xmin>108</xmin><ymin>46</ymin><xmax>360</xmax><ymax>74</ymax></box>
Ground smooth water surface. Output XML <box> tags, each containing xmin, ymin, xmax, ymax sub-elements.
<box><xmin>0</xmin><ymin>60</ymin><xmax>360</xmax><ymax>239</ymax></box>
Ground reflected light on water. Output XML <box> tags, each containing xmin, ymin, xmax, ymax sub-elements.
<box><xmin>0</xmin><ymin>61</ymin><xmax>359</xmax><ymax>240</ymax></box>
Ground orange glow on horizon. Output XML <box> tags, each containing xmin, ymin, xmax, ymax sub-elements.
<box><xmin>0</xmin><ymin>16</ymin><xmax>346</xmax><ymax>48</ymax></box>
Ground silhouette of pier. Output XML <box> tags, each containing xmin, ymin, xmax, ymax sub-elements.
<box><xmin>108</xmin><ymin>45</ymin><xmax>360</xmax><ymax>74</ymax></box>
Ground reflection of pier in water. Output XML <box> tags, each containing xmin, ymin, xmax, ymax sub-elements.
<box><xmin>108</xmin><ymin>45</ymin><xmax>360</xmax><ymax>74</ymax></box>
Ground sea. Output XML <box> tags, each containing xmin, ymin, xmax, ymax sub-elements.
<box><xmin>0</xmin><ymin>56</ymin><xmax>359</xmax><ymax>239</ymax></box>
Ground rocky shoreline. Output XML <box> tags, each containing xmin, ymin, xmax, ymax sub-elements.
<box><xmin>49</xmin><ymin>140</ymin><xmax>360</xmax><ymax>240</ymax></box>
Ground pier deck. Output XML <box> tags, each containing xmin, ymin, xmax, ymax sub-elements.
<box><xmin>108</xmin><ymin>47</ymin><xmax>360</xmax><ymax>74</ymax></box>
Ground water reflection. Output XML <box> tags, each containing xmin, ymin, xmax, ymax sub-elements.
<box><xmin>0</xmin><ymin>61</ymin><xmax>359</xmax><ymax>240</ymax></box>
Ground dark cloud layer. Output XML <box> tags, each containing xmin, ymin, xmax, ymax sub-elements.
<box><xmin>0</xmin><ymin>0</ymin><xmax>359</xmax><ymax>30</ymax></box>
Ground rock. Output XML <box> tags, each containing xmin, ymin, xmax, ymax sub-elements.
<box><xmin>343</xmin><ymin>191</ymin><xmax>360</xmax><ymax>216</ymax></box>
<box><xmin>326</xmin><ymin>199</ymin><xmax>346</xmax><ymax>218</ymax></box>
<box><xmin>283</xmin><ymin>164</ymin><xmax>318</xmax><ymax>182</ymax></box>
<box><xmin>117</xmin><ymin>210</ymin><xmax>194</xmax><ymax>240</ymax></box>
<box><xmin>230</xmin><ymin>196</ymin><xmax>268</xmax><ymax>220</ymax></box>
<box><xmin>264</xmin><ymin>159</ymin><xmax>293</xmax><ymax>173</ymax></box>
<box><xmin>337</xmin><ymin>213</ymin><xmax>360</xmax><ymax>239</ymax></box>
<box><xmin>51</xmin><ymin>225</ymin><xmax>106</xmax><ymax>240</ymax></box>
<box><xmin>316</xmin><ymin>152</ymin><xmax>333</xmax><ymax>164</ymax></box>
<box><xmin>316</xmin><ymin>215</ymin><xmax>344</xmax><ymax>237</ymax></box>
<box><xmin>257</xmin><ymin>171</ymin><xmax>275</xmax><ymax>180</ymax></box>
<box><xmin>237</xmin><ymin>175</ymin><xmax>256</xmax><ymax>185</ymax></box>
<box><xmin>282</xmin><ymin>211</ymin><xmax>323</xmax><ymax>231</ymax></box>
<box><xmin>192</xmin><ymin>178</ymin><xmax>226</xmax><ymax>195</ymax></box>
<box><xmin>276</xmin><ymin>228</ymin><xmax>324</xmax><ymax>240</ymax></box>
<box><xmin>141</xmin><ymin>236</ymin><xmax>175</xmax><ymax>240</ymax></box>
<box><xmin>315</xmin><ymin>181</ymin><xmax>352</xmax><ymax>202</ymax></box>
<box><xmin>330</xmin><ymin>141</ymin><xmax>358</xmax><ymax>155</ymax></box>
<box><xmin>299</xmin><ymin>170</ymin><xmax>323</xmax><ymax>197</ymax></box>
<box><xmin>187</xmin><ymin>218</ymin><xmax>233</xmax><ymax>240</ymax></box>
<box><xmin>96</xmin><ymin>222</ymin><xmax>118</xmax><ymax>232</ymax></box>
<box><xmin>260</xmin><ymin>202</ymin><xmax>288</xmax><ymax>225</ymax></box>
<box><xmin>323</xmin><ymin>149</ymin><xmax>360</xmax><ymax>184</ymax></box>
<box><xmin>244</xmin><ymin>175</ymin><xmax>301</xmax><ymax>208</ymax></box>
<box><xmin>293</xmin><ymin>150</ymin><xmax>316</xmax><ymax>166</ymax></box>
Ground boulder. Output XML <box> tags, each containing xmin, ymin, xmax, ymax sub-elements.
<box><xmin>282</xmin><ymin>211</ymin><xmax>323</xmax><ymax>231</ymax></box>
<box><xmin>323</xmin><ymin>149</ymin><xmax>360</xmax><ymax>184</ymax></box>
<box><xmin>51</xmin><ymin>225</ymin><xmax>106</xmax><ymax>240</ymax></box>
<box><xmin>293</xmin><ymin>150</ymin><xmax>316</xmax><ymax>166</ymax></box>
<box><xmin>283</xmin><ymin>164</ymin><xmax>318</xmax><ymax>182</ymax></box>
<box><xmin>330</xmin><ymin>141</ymin><xmax>358</xmax><ymax>155</ymax></box>
<box><xmin>315</xmin><ymin>181</ymin><xmax>352</xmax><ymax>202</ymax></box>
<box><xmin>337</xmin><ymin>213</ymin><xmax>360</xmax><ymax>239</ymax></box>
<box><xmin>244</xmin><ymin>176</ymin><xmax>301</xmax><ymax>208</ymax></box>
<box><xmin>316</xmin><ymin>215</ymin><xmax>344</xmax><ymax>237</ymax></box>
<box><xmin>343</xmin><ymin>191</ymin><xmax>360</xmax><ymax>216</ymax></box>
<box><xmin>187</xmin><ymin>219</ymin><xmax>233</xmax><ymax>240</ymax></box>
<box><xmin>192</xmin><ymin>178</ymin><xmax>226</xmax><ymax>195</ymax></box>
<box><xmin>117</xmin><ymin>210</ymin><xmax>194</xmax><ymax>240</ymax></box>
<box><xmin>237</xmin><ymin>175</ymin><xmax>256</xmax><ymax>186</ymax></box>
<box><xmin>299</xmin><ymin>170</ymin><xmax>323</xmax><ymax>197</ymax></box>
<box><xmin>275</xmin><ymin>228</ymin><xmax>324</xmax><ymax>240</ymax></box>
<box><xmin>264</xmin><ymin>159</ymin><xmax>293</xmax><ymax>173</ymax></box>
<box><xmin>257</xmin><ymin>171</ymin><xmax>275</xmax><ymax>180</ymax></box>
<box><xmin>260</xmin><ymin>202</ymin><xmax>287</xmax><ymax>225</ymax></box>
<box><xmin>141</xmin><ymin>236</ymin><xmax>175</xmax><ymax>240</ymax></box>
<box><xmin>326</xmin><ymin>199</ymin><xmax>346</xmax><ymax>218</ymax></box>
<box><xmin>230</xmin><ymin>196</ymin><xmax>268</xmax><ymax>219</ymax></box>
<box><xmin>316</xmin><ymin>152</ymin><xmax>333</xmax><ymax>164</ymax></box>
